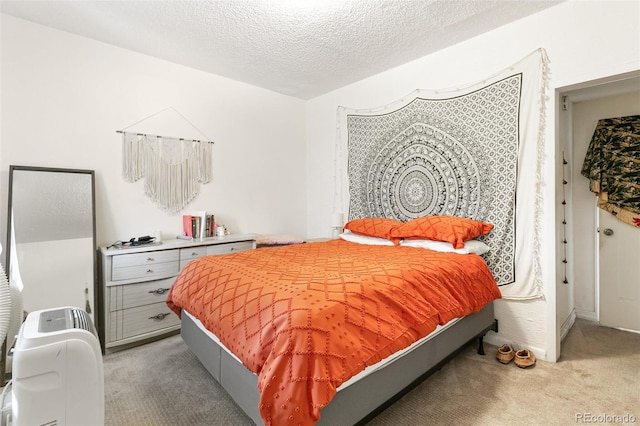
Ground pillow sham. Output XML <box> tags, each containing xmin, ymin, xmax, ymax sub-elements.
<box><xmin>400</xmin><ymin>239</ymin><xmax>490</xmax><ymax>255</ymax></box>
<box><xmin>339</xmin><ymin>231</ymin><xmax>395</xmax><ymax>246</ymax></box>
<box><xmin>343</xmin><ymin>217</ymin><xmax>403</xmax><ymax>244</ymax></box>
<box><xmin>391</xmin><ymin>215</ymin><xmax>493</xmax><ymax>249</ymax></box>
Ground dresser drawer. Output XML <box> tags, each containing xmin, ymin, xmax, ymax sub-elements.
<box><xmin>180</xmin><ymin>246</ymin><xmax>207</xmax><ymax>269</ymax></box>
<box><xmin>112</xmin><ymin>249</ymin><xmax>179</xmax><ymax>268</ymax></box>
<box><xmin>109</xmin><ymin>277</ymin><xmax>175</xmax><ymax>312</ymax></box>
<box><xmin>111</xmin><ymin>302</ymin><xmax>180</xmax><ymax>341</ymax></box>
<box><xmin>100</xmin><ymin>235</ymin><xmax>256</xmax><ymax>352</ymax></box>
<box><xmin>206</xmin><ymin>241</ymin><xmax>254</xmax><ymax>256</ymax></box>
<box><xmin>111</xmin><ymin>261</ymin><xmax>179</xmax><ymax>281</ymax></box>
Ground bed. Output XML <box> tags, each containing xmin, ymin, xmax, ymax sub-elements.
<box><xmin>164</xmin><ymin>50</ymin><xmax>549</xmax><ymax>424</ymax></box>
<box><xmin>166</xmin><ymin>234</ymin><xmax>501</xmax><ymax>425</ymax></box>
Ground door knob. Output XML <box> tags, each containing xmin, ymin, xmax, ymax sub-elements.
<box><xmin>603</xmin><ymin>228</ymin><xmax>614</xmax><ymax>236</ymax></box>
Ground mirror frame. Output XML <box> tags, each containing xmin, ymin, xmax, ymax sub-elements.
<box><xmin>2</xmin><ymin>165</ymin><xmax>97</xmax><ymax>384</ymax></box>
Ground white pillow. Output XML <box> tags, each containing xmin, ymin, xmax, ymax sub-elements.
<box><xmin>400</xmin><ymin>239</ymin><xmax>490</xmax><ymax>255</ymax></box>
<box><xmin>339</xmin><ymin>231</ymin><xmax>395</xmax><ymax>246</ymax></box>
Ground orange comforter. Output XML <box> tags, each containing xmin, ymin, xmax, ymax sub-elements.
<box><xmin>167</xmin><ymin>239</ymin><xmax>500</xmax><ymax>425</ymax></box>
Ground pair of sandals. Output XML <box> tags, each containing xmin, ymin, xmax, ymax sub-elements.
<box><xmin>497</xmin><ymin>344</ymin><xmax>536</xmax><ymax>368</ymax></box>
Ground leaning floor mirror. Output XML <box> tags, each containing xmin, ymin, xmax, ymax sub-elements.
<box><xmin>2</xmin><ymin>165</ymin><xmax>97</xmax><ymax>383</ymax></box>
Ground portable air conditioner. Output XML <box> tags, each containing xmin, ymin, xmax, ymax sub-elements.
<box><xmin>9</xmin><ymin>307</ymin><xmax>104</xmax><ymax>426</ymax></box>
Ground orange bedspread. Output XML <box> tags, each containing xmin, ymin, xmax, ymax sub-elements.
<box><xmin>166</xmin><ymin>239</ymin><xmax>500</xmax><ymax>425</ymax></box>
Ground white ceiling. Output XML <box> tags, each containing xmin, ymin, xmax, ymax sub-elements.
<box><xmin>1</xmin><ymin>0</ymin><xmax>564</xmax><ymax>99</ymax></box>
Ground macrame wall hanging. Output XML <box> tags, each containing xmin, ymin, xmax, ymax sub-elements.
<box><xmin>118</xmin><ymin>107</ymin><xmax>214</xmax><ymax>214</ymax></box>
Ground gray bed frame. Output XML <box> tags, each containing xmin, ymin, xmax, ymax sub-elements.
<box><xmin>181</xmin><ymin>302</ymin><xmax>497</xmax><ymax>425</ymax></box>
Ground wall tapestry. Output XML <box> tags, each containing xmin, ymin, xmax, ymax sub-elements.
<box><xmin>338</xmin><ymin>49</ymin><xmax>549</xmax><ymax>300</ymax></box>
<box><xmin>122</xmin><ymin>132</ymin><xmax>213</xmax><ymax>214</ymax></box>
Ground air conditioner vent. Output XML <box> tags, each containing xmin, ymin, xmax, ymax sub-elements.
<box><xmin>72</xmin><ymin>308</ymin><xmax>94</xmax><ymax>335</ymax></box>
<box><xmin>37</xmin><ymin>307</ymin><xmax>95</xmax><ymax>336</ymax></box>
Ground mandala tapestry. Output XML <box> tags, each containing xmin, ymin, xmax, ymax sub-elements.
<box><xmin>339</xmin><ymin>49</ymin><xmax>548</xmax><ymax>299</ymax></box>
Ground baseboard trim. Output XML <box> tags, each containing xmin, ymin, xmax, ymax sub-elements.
<box><xmin>483</xmin><ymin>332</ymin><xmax>546</xmax><ymax>361</ymax></box>
<box><xmin>560</xmin><ymin>309</ymin><xmax>577</xmax><ymax>342</ymax></box>
<box><xmin>608</xmin><ymin>325</ymin><xmax>640</xmax><ymax>335</ymax></box>
<box><xmin>575</xmin><ymin>308</ymin><xmax>597</xmax><ymax>322</ymax></box>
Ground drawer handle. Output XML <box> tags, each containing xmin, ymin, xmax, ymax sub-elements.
<box><xmin>230</xmin><ymin>247</ymin><xmax>236</xmax><ymax>251</ymax></box>
<box><xmin>191</xmin><ymin>252</ymin><xmax>198</xmax><ymax>256</ymax></box>
<box><xmin>148</xmin><ymin>287</ymin><xmax>170</xmax><ymax>295</ymax></box>
<box><xmin>148</xmin><ymin>313</ymin><xmax>171</xmax><ymax>320</ymax></box>
<box><xmin>146</xmin><ymin>269</ymin><xmax>154</xmax><ymax>273</ymax></box>
<box><xmin>147</xmin><ymin>257</ymin><xmax>154</xmax><ymax>262</ymax></box>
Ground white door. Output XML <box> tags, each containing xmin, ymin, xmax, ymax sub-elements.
<box><xmin>599</xmin><ymin>209</ymin><xmax>640</xmax><ymax>331</ymax></box>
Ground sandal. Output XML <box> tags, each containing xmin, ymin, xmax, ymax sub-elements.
<box><xmin>514</xmin><ymin>349</ymin><xmax>536</xmax><ymax>368</ymax></box>
<box><xmin>496</xmin><ymin>344</ymin><xmax>515</xmax><ymax>364</ymax></box>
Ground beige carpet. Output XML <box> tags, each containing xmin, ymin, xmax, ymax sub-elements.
<box><xmin>104</xmin><ymin>319</ymin><xmax>639</xmax><ymax>425</ymax></box>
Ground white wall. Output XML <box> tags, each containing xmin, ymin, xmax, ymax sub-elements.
<box><xmin>1</xmin><ymin>14</ymin><xmax>308</xmax><ymax>250</ymax></box>
<box><xmin>305</xmin><ymin>0</ymin><xmax>640</xmax><ymax>361</ymax></box>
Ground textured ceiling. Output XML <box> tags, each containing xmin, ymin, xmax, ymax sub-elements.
<box><xmin>1</xmin><ymin>0</ymin><xmax>563</xmax><ymax>99</ymax></box>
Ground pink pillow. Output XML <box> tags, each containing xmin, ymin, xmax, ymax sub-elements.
<box><xmin>256</xmin><ymin>234</ymin><xmax>305</xmax><ymax>246</ymax></box>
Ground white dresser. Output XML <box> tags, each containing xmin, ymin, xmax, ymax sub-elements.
<box><xmin>98</xmin><ymin>235</ymin><xmax>256</xmax><ymax>353</ymax></box>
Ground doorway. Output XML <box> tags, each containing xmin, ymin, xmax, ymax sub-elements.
<box><xmin>559</xmin><ymin>75</ymin><xmax>640</xmax><ymax>344</ymax></box>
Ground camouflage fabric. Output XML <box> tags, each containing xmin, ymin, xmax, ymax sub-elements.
<box><xmin>581</xmin><ymin>115</ymin><xmax>640</xmax><ymax>227</ymax></box>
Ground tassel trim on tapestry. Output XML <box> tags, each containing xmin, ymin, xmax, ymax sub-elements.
<box><xmin>532</xmin><ymin>48</ymin><xmax>551</xmax><ymax>298</ymax></box>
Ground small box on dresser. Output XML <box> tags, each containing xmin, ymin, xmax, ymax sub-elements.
<box><xmin>98</xmin><ymin>234</ymin><xmax>256</xmax><ymax>353</ymax></box>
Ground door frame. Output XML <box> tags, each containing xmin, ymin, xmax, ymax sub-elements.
<box><xmin>556</xmin><ymin>70</ymin><xmax>640</xmax><ymax>358</ymax></box>
<box><xmin>594</xmin><ymin>202</ymin><xmax>601</xmax><ymax>322</ymax></box>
